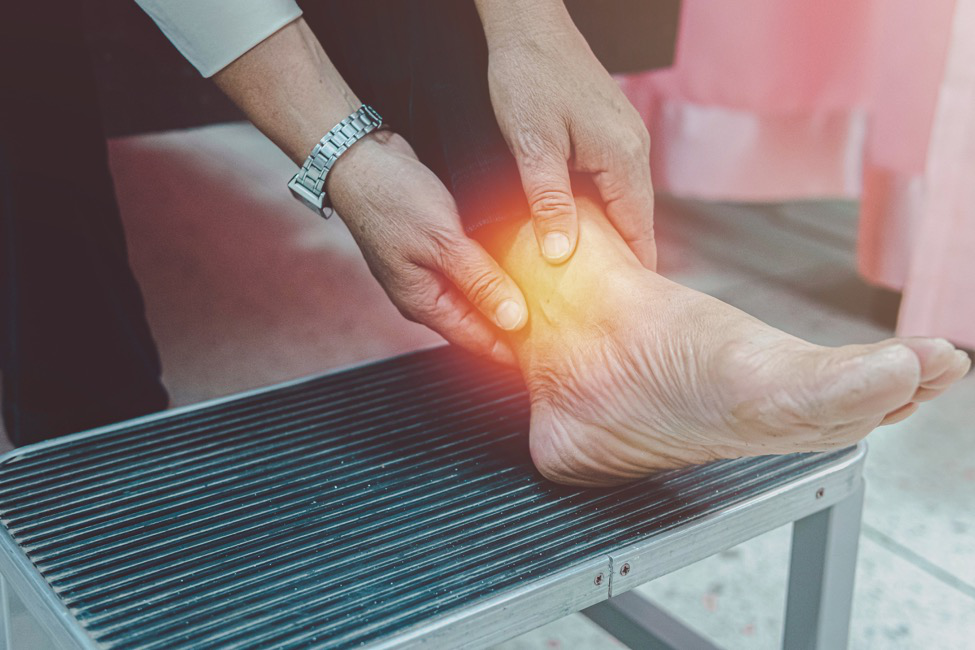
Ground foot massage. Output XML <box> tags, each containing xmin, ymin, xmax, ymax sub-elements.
<box><xmin>2</xmin><ymin>0</ymin><xmax>972</xmax><ymax>648</ymax></box>
<box><xmin>213</xmin><ymin>2</ymin><xmax>968</xmax><ymax>488</ymax></box>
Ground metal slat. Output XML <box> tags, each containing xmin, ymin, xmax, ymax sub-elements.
<box><xmin>0</xmin><ymin>345</ymin><xmax>860</xmax><ymax>649</ymax></box>
<box><xmin>1</xmin><ymin>351</ymin><xmax>495</xmax><ymax>509</ymax></box>
<box><xmin>17</xmin><ymin>382</ymin><xmax>524</xmax><ymax>553</ymax></box>
<box><xmin>95</xmin><ymin>457</ymin><xmax>763</xmax><ymax>648</ymax></box>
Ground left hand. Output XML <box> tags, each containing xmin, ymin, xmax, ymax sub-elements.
<box><xmin>483</xmin><ymin>13</ymin><xmax>656</xmax><ymax>269</ymax></box>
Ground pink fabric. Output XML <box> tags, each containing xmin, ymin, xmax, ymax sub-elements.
<box><xmin>618</xmin><ymin>0</ymin><xmax>975</xmax><ymax>347</ymax></box>
<box><xmin>897</xmin><ymin>0</ymin><xmax>975</xmax><ymax>345</ymax></box>
<box><xmin>857</xmin><ymin>0</ymin><xmax>956</xmax><ymax>291</ymax></box>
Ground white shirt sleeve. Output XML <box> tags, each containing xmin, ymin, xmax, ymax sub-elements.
<box><xmin>135</xmin><ymin>0</ymin><xmax>303</xmax><ymax>78</ymax></box>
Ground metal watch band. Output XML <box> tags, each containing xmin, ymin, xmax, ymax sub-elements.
<box><xmin>288</xmin><ymin>104</ymin><xmax>383</xmax><ymax>217</ymax></box>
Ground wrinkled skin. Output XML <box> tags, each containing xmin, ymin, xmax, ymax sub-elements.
<box><xmin>327</xmin><ymin>132</ymin><xmax>528</xmax><ymax>364</ymax></box>
<box><xmin>213</xmin><ymin>19</ymin><xmax>530</xmax><ymax>363</ymax></box>
<box><xmin>483</xmin><ymin>8</ymin><xmax>657</xmax><ymax>268</ymax></box>
<box><xmin>480</xmin><ymin>196</ymin><xmax>971</xmax><ymax>487</ymax></box>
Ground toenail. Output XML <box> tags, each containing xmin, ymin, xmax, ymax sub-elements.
<box><xmin>495</xmin><ymin>299</ymin><xmax>524</xmax><ymax>331</ymax></box>
<box><xmin>542</xmin><ymin>232</ymin><xmax>571</xmax><ymax>261</ymax></box>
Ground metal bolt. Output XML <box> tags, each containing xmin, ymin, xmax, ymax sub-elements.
<box><xmin>594</xmin><ymin>573</ymin><xmax>604</xmax><ymax>586</ymax></box>
<box><xmin>620</xmin><ymin>563</ymin><xmax>631</xmax><ymax>577</ymax></box>
<box><xmin>815</xmin><ymin>488</ymin><xmax>825</xmax><ymax>499</ymax></box>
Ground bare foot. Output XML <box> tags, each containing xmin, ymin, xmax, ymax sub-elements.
<box><xmin>479</xmin><ymin>197</ymin><xmax>971</xmax><ymax>486</ymax></box>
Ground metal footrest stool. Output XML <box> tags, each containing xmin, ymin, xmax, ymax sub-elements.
<box><xmin>0</xmin><ymin>346</ymin><xmax>865</xmax><ymax>649</ymax></box>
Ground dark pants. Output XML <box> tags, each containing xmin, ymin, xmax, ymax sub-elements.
<box><xmin>1</xmin><ymin>1</ymin><xmax>170</xmax><ymax>446</ymax></box>
<box><xmin>0</xmin><ymin>1</ymin><xmax>530</xmax><ymax>445</ymax></box>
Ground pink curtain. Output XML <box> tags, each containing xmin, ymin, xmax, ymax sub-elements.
<box><xmin>618</xmin><ymin>0</ymin><xmax>975</xmax><ymax>348</ymax></box>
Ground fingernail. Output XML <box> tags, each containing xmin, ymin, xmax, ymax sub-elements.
<box><xmin>495</xmin><ymin>299</ymin><xmax>524</xmax><ymax>331</ymax></box>
<box><xmin>542</xmin><ymin>232</ymin><xmax>571</xmax><ymax>261</ymax></box>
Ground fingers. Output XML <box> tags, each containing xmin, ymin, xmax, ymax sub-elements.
<box><xmin>430</xmin><ymin>285</ymin><xmax>520</xmax><ymax>366</ymax></box>
<box><xmin>515</xmin><ymin>144</ymin><xmax>579</xmax><ymax>265</ymax></box>
<box><xmin>437</xmin><ymin>237</ymin><xmax>529</xmax><ymax>333</ymax></box>
<box><xmin>395</xmin><ymin>268</ymin><xmax>517</xmax><ymax>365</ymax></box>
<box><xmin>591</xmin><ymin>137</ymin><xmax>657</xmax><ymax>270</ymax></box>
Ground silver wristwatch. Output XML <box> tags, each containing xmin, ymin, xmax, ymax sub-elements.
<box><xmin>288</xmin><ymin>104</ymin><xmax>383</xmax><ymax>217</ymax></box>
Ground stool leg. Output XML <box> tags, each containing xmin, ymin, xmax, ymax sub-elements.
<box><xmin>583</xmin><ymin>591</ymin><xmax>720</xmax><ymax>650</ymax></box>
<box><xmin>782</xmin><ymin>478</ymin><xmax>865</xmax><ymax>650</ymax></box>
<box><xmin>1</xmin><ymin>575</ymin><xmax>11</xmax><ymax>649</ymax></box>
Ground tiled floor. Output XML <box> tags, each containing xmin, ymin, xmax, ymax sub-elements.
<box><xmin>2</xmin><ymin>124</ymin><xmax>972</xmax><ymax>649</ymax></box>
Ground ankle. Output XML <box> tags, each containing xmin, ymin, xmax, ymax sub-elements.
<box><xmin>476</xmin><ymin>199</ymin><xmax>644</xmax><ymax>324</ymax></box>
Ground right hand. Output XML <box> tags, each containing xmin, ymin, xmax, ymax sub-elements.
<box><xmin>325</xmin><ymin>131</ymin><xmax>528</xmax><ymax>365</ymax></box>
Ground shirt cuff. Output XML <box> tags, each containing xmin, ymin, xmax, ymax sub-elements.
<box><xmin>135</xmin><ymin>0</ymin><xmax>303</xmax><ymax>77</ymax></box>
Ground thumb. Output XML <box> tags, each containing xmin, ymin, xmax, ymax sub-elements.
<box><xmin>439</xmin><ymin>238</ymin><xmax>529</xmax><ymax>333</ymax></box>
<box><xmin>517</xmin><ymin>152</ymin><xmax>578</xmax><ymax>264</ymax></box>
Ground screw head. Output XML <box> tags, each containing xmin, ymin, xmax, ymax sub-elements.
<box><xmin>594</xmin><ymin>573</ymin><xmax>604</xmax><ymax>586</ymax></box>
<box><xmin>816</xmin><ymin>488</ymin><xmax>825</xmax><ymax>499</ymax></box>
<box><xmin>620</xmin><ymin>563</ymin><xmax>631</xmax><ymax>577</ymax></box>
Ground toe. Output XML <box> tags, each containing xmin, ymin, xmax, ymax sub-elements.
<box><xmin>911</xmin><ymin>387</ymin><xmax>943</xmax><ymax>403</ymax></box>
<box><xmin>893</xmin><ymin>337</ymin><xmax>958</xmax><ymax>382</ymax></box>
<box><xmin>926</xmin><ymin>349</ymin><xmax>971</xmax><ymax>389</ymax></box>
<box><xmin>881</xmin><ymin>402</ymin><xmax>919</xmax><ymax>426</ymax></box>
<box><xmin>911</xmin><ymin>349</ymin><xmax>971</xmax><ymax>402</ymax></box>
<box><xmin>808</xmin><ymin>343</ymin><xmax>920</xmax><ymax>421</ymax></box>
<box><xmin>730</xmin><ymin>342</ymin><xmax>919</xmax><ymax>451</ymax></box>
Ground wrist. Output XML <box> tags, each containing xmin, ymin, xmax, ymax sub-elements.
<box><xmin>325</xmin><ymin>130</ymin><xmax>411</xmax><ymax>212</ymax></box>
<box><xmin>475</xmin><ymin>0</ymin><xmax>577</xmax><ymax>52</ymax></box>
<box><xmin>212</xmin><ymin>18</ymin><xmax>363</xmax><ymax>167</ymax></box>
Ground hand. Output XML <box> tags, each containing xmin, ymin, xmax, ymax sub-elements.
<box><xmin>210</xmin><ymin>19</ymin><xmax>526</xmax><ymax>363</ymax></box>
<box><xmin>326</xmin><ymin>131</ymin><xmax>528</xmax><ymax>364</ymax></box>
<box><xmin>481</xmin><ymin>6</ymin><xmax>656</xmax><ymax>269</ymax></box>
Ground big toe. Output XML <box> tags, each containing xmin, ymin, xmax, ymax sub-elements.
<box><xmin>892</xmin><ymin>338</ymin><xmax>970</xmax><ymax>401</ymax></box>
<box><xmin>895</xmin><ymin>337</ymin><xmax>960</xmax><ymax>382</ymax></box>
<box><xmin>800</xmin><ymin>342</ymin><xmax>921</xmax><ymax>422</ymax></box>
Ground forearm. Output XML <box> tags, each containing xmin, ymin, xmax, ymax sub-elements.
<box><xmin>212</xmin><ymin>18</ymin><xmax>360</xmax><ymax>165</ymax></box>
<box><xmin>474</xmin><ymin>0</ymin><xmax>580</xmax><ymax>50</ymax></box>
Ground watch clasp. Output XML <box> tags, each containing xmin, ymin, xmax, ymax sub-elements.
<box><xmin>288</xmin><ymin>174</ymin><xmax>333</xmax><ymax>218</ymax></box>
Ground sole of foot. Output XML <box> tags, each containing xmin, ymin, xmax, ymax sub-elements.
<box><xmin>482</xmin><ymin>198</ymin><xmax>971</xmax><ymax>487</ymax></box>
